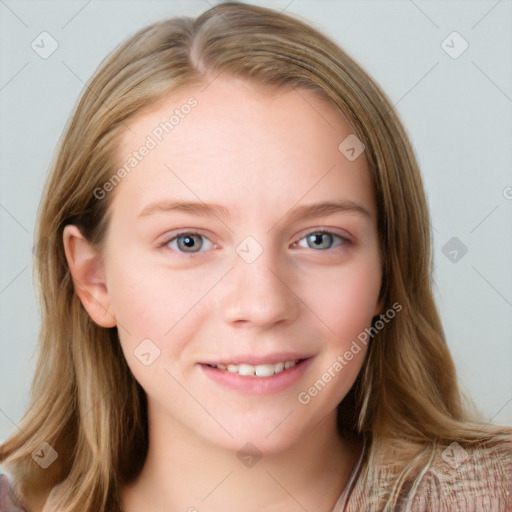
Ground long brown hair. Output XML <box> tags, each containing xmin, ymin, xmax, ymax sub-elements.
<box><xmin>1</xmin><ymin>2</ymin><xmax>508</xmax><ymax>511</ymax></box>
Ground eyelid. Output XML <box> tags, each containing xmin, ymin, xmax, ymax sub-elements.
<box><xmin>158</xmin><ymin>227</ymin><xmax>212</xmax><ymax>243</ymax></box>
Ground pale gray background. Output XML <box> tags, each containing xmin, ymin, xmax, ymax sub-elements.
<box><xmin>1</xmin><ymin>0</ymin><xmax>511</xmax><ymax>443</ymax></box>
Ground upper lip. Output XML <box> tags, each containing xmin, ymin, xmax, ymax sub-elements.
<box><xmin>200</xmin><ymin>352</ymin><xmax>313</xmax><ymax>366</ymax></box>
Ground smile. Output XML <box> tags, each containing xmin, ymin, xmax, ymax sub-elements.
<box><xmin>200</xmin><ymin>357</ymin><xmax>312</xmax><ymax>394</ymax></box>
<box><xmin>207</xmin><ymin>360</ymin><xmax>300</xmax><ymax>377</ymax></box>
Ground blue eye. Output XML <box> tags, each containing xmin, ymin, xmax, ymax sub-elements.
<box><xmin>161</xmin><ymin>229</ymin><xmax>348</xmax><ymax>255</ymax></box>
<box><xmin>297</xmin><ymin>231</ymin><xmax>346</xmax><ymax>250</ymax></box>
<box><xmin>166</xmin><ymin>233</ymin><xmax>214</xmax><ymax>253</ymax></box>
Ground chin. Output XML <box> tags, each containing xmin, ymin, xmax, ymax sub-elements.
<box><xmin>200</xmin><ymin>412</ymin><xmax>327</xmax><ymax>456</ymax></box>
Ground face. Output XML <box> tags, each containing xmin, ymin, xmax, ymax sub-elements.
<box><xmin>98</xmin><ymin>77</ymin><xmax>381</xmax><ymax>454</ymax></box>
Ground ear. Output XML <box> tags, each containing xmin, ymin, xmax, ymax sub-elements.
<box><xmin>62</xmin><ymin>224</ymin><xmax>117</xmax><ymax>328</ymax></box>
<box><xmin>374</xmin><ymin>275</ymin><xmax>386</xmax><ymax>316</ymax></box>
<box><xmin>374</xmin><ymin>297</ymin><xmax>384</xmax><ymax>317</ymax></box>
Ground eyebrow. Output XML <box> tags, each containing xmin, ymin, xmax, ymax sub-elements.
<box><xmin>281</xmin><ymin>200</ymin><xmax>371</xmax><ymax>222</ymax></box>
<box><xmin>138</xmin><ymin>200</ymin><xmax>230</xmax><ymax>220</ymax></box>
<box><xmin>137</xmin><ymin>199</ymin><xmax>372</xmax><ymax>222</ymax></box>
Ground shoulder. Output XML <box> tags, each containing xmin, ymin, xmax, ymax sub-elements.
<box><xmin>346</xmin><ymin>433</ymin><xmax>512</xmax><ymax>512</ymax></box>
<box><xmin>409</xmin><ymin>435</ymin><xmax>512</xmax><ymax>512</ymax></box>
<box><xmin>0</xmin><ymin>474</ymin><xmax>26</xmax><ymax>512</ymax></box>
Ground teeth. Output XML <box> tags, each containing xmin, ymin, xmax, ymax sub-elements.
<box><xmin>274</xmin><ymin>361</ymin><xmax>285</xmax><ymax>373</ymax></box>
<box><xmin>255</xmin><ymin>364</ymin><xmax>275</xmax><ymax>377</ymax></box>
<box><xmin>212</xmin><ymin>360</ymin><xmax>299</xmax><ymax>377</ymax></box>
<box><xmin>238</xmin><ymin>364</ymin><xmax>255</xmax><ymax>376</ymax></box>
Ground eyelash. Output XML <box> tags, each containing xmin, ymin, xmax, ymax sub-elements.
<box><xmin>158</xmin><ymin>229</ymin><xmax>351</xmax><ymax>256</ymax></box>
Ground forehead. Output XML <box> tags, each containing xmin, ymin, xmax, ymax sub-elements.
<box><xmin>110</xmin><ymin>76</ymin><xmax>375</xmax><ymax>222</ymax></box>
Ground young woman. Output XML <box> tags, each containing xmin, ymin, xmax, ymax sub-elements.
<box><xmin>1</xmin><ymin>2</ymin><xmax>510</xmax><ymax>511</ymax></box>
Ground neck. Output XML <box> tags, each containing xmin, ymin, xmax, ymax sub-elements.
<box><xmin>122</xmin><ymin>406</ymin><xmax>361</xmax><ymax>512</ymax></box>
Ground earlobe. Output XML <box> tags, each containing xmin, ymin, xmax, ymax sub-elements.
<box><xmin>374</xmin><ymin>279</ymin><xmax>385</xmax><ymax>317</ymax></box>
<box><xmin>62</xmin><ymin>225</ymin><xmax>117</xmax><ymax>328</ymax></box>
<box><xmin>374</xmin><ymin>298</ymin><xmax>384</xmax><ymax>318</ymax></box>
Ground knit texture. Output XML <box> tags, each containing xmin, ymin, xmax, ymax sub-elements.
<box><xmin>344</xmin><ymin>436</ymin><xmax>512</xmax><ymax>511</ymax></box>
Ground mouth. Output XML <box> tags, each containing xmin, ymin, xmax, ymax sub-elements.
<box><xmin>199</xmin><ymin>356</ymin><xmax>313</xmax><ymax>394</ymax></box>
<box><xmin>204</xmin><ymin>359</ymin><xmax>304</xmax><ymax>377</ymax></box>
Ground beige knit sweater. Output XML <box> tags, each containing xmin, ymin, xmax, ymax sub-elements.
<box><xmin>336</xmin><ymin>436</ymin><xmax>512</xmax><ymax>511</ymax></box>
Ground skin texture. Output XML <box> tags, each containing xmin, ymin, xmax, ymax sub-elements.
<box><xmin>63</xmin><ymin>77</ymin><xmax>382</xmax><ymax>512</ymax></box>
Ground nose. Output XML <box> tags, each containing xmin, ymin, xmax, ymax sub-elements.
<box><xmin>221</xmin><ymin>249</ymin><xmax>300</xmax><ymax>329</ymax></box>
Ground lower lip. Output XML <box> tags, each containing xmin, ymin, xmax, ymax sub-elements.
<box><xmin>199</xmin><ymin>359</ymin><xmax>312</xmax><ymax>395</ymax></box>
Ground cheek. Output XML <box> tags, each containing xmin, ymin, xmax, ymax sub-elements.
<box><xmin>333</xmin><ymin>269</ymin><xmax>380</xmax><ymax>336</ymax></box>
<box><xmin>108</xmin><ymin>266</ymin><xmax>164</xmax><ymax>333</ymax></box>
<box><xmin>106</xmin><ymin>250</ymin><xmax>192</xmax><ymax>333</ymax></box>
<box><xmin>299</xmin><ymin>253</ymin><xmax>381</xmax><ymax>342</ymax></box>
<box><xmin>297</xmin><ymin>261</ymin><xmax>380</xmax><ymax>408</ymax></box>
<box><xmin>106</xmin><ymin>253</ymin><xmax>216</xmax><ymax>370</ymax></box>
<box><xmin>107</xmin><ymin>260</ymin><xmax>196</xmax><ymax>397</ymax></box>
